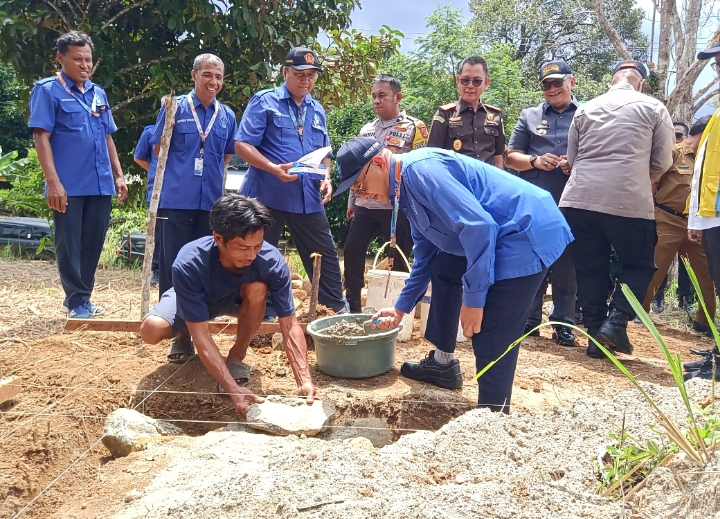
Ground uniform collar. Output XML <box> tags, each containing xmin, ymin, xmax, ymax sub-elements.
<box><xmin>377</xmin><ymin>110</ymin><xmax>406</xmax><ymax>128</ymax></box>
<box><xmin>458</xmin><ymin>98</ymin><xmax>484</xmax><ymax>113</ymax></box>
<box><xmin>609</xmin><ymin>83</ymin><xmax>636</xmax><ymax>93</ymax></box>
<box><xmin>542</xmin><ymin>97</ymin><xmax>579</xmax><ymax>115</ymax></box>
<box><xmin>189</xmin><ymin>90</ymin><xmax>217</xmax><ymax>110</ymax></box>
<box><xmin>60</xmin><ymin>70</ymin><xmax>93</xmax><ymax>93</ymax></box>
<box><xmin>279</xmin><ymin>83</ymin><xmax>311</xmax><ymax>105</ymax></box>
<box><xmin>675</xmin><ymin>140</ymin><xmax>696</xmax><ymax>157</ymax></box>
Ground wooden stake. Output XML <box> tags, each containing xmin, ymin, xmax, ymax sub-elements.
<box><xmin>308</xmin><ymin>253</ymin><xmax>322</xmax><ymax>321</ymax></box>
<box><xmin>141</xmin><ymin>94</ymin><xmax>178</xmax><ymax>318</ymax></box>
<box><xmin>0</xmin><ymin>376</ymin><xmax>22</xmax><ymax>404</ymax></box>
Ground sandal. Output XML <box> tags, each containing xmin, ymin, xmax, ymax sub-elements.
<box><xmin>167</xmin><ymin>336</ymin><xmax>195</xmax><ymax>364</ymax></box>
<box><xmin>218</xmin><ymin>362</ymin><xmax>250</xmax><ymax>393</ymax></box>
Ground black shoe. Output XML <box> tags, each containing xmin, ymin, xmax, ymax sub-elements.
<box><xmin>524</xmin><ymin>324</ymin><xmax>540</xmax><ymax>337</ymax></box>
<box><xmin>690</xmin><ymin>347</ymin><xmax>719</xmax><ymax>356</ymax></box>
<box><xmin>574</xmin><ymin>311</ymin><xmax>583</xmax><ymax>325</ymax></box>
<box><xmin>150</xmin><ymin>270</ymin><xmax>160</xmax><ymax>288</ymax></box>
<box><xmin>684</xmin><ymin>359</ymin><xmax>720</xmax><ymax>381</ymax></box>
<box><xmin>586</xmin><ymin>328</ymin><xmax>607</xmax><ymax>358</ymax></box>
<box><xmin>691</xmin><ymin>321</ymin><xmax>714</xmax><ymax>338</ymax></box>
<box><xmin>596</xmin><ymin>309</ymin><xmax>634</xmax><ymax>355</ymax></box>
<box><xmin>683</xmin><ymin>352</ymin><xmax>717</xmax><ymax>372</ymax></box>
<box><xmin>400</xmin><ymin>350</ymin><xmax>463</xmax><ymax>390</ymax></box>
<box><xmin>552</xmin><ymin>325</ymin><xmax>576</xmax><ymax>347</ymax></box>
<box><xmin>346</xmin><ymin>289</ymin><xmax>362</xmax><ymax>314</ymax></box>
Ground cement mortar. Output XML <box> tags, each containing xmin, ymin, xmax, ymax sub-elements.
<box><xmin>112</xmin><ymin>379</ymin><xmax>713</xmax><ymax>519</ymax></box>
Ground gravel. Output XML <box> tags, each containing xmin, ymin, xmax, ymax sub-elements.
<box><xmin>112</xmin><ymin>379</ymin><xmax>713</xmax><ymax>519</ymax></box>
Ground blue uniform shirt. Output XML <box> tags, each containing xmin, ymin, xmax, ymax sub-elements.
<box><xmin>508</xmin><ymin>100</ymin><xmax>579</xmax><ymax>202</ymax></box>
<box><xmin>151</xmin><ymin>92</ymin><xmax>237</xmax><ymax>211</ymax></box>
<box><xmin>392</xmin><ymin>149</ymin><xmax>573</xmax><ymax>312</ymax></box>
<box><xmin>236</xmin><ymin>83</ymin><xmax>330</xmax><ymax>214</ymax></box>
<box><xmin>172</xmin><ymin>236</ymin><xmax>295</xmax><ymax>323</ymax></box>
<box><xmin>28</xmin><ymin>71</ymin><xmax>117</xmax><ymax>197</ymax></box>
<box><xmin>133</xmin><ymin>125</ymin><xmax>157</xmax><ymax>202</ymax></box>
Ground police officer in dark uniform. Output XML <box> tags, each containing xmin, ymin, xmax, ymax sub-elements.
<box><xmin>507</xmin><ymin>59</ymin><xmax>579</xmax><ymax>346</ymax></box>
<box><xmin>427</xmin><ymin>56</ymin><xmax>505</xmax><ymax>169</ymax></box>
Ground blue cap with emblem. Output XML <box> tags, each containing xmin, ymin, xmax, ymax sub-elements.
<box><xmin>333</xmin><ymin>137</ymin><xmax>384</xmax><ymax>199</ymax></box>
<box><xmin>612</xmin><ymin>60</ymin><xmax>647</xmax><ymax>79</ymax></box>
<box><xmin>698</xmin><ymin>28</ymin><xmax>720</xmax><ymax>60</ymax></box>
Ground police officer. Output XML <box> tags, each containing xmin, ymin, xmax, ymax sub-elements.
<box><xmin>235</xmin><ymin>47</ymin><xmax>347</xmax><ymax>313</ymax></box>
<box><xmin>29</xmin><ymin>31</ymin><xmax>128</xmax><ymax>319</ymax></box>
<box><xmin>133</xmin><ymin>123</ymin><xmax>159</xmax><ymax>286</ymax></box>
<box><xmin>427</xmin><ymin>56</ymin><xmax>504</xmax><ymax>168</ymax></box>
<box><xmin>642</xmin><ymin>116</ymin><xmax>715</xmax><ymax>334</ymax></box>
<box><xmin>151</xmin><ymin>53</ymin><xmax>237</xmax><ymax>305</ymax></box>
<box><xmin>343</xmin><ymin>74</ymin><xmax>428</xmax><ymax>312</ymax></box>
<box><xmin>507</xmin><ymin>59</ymin><xmax>578</xmax><ymax>347</ymax></box>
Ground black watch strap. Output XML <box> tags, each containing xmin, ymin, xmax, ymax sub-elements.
<box><xmin>529</xmin><ymin>154</ymin><xmax>538</xmax><ymax>168</ymax></box>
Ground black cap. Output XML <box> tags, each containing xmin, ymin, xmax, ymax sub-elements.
<box><xmin>333</xmin><ymin>138</ymin><xmax>385</xmax><ymax>199</ymax></box>
<box><xmin>538</xmin><ymin>60</ymin><xmax>572</xmax><ymax>82</ymax></box>
<box><xmin>285</xmin><ymin>47</ymin><xmax>321</xmax><ymax>71</ymax></box>
<box><xmin>698</xmin><ymin>28</ymin><xmax>720</xmax><ymax>60</ymax></box>
<box><xmin>613</xmin><ymin>60</ymin><xmax>647</xmax><ymax>79</ymax></box>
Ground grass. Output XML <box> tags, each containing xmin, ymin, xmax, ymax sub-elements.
<box><xmin>0</xmin><ymin>244</ymin><xmax>22</xmax><ymax>260</ymax></box>
<box><xmin>285</xmin><ymin>250</ymin><xmax>307</xmax><ymax>279</ymax></box>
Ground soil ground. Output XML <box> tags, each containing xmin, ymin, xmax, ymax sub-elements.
<box><xmin>0</xmin><ymin>258</ymin><xmax>715</xmax><ymax>518</ymax></box>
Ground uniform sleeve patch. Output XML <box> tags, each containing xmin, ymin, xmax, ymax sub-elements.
<box><xmin>433</xmin><ymin>115</ymin><xmax>445</xmax><ymax>124</ymax></box>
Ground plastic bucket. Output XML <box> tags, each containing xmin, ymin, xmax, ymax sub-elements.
<box><xmin>419</xmin><ymin>283</ymin><xmax>467</xmax><ymax>343</ymax></box>
<box><xmin>365</xmin><ymin>242</ymin><xmax>414</xmax><ymax>342</ymax></box>
<box><xmin>307</xmin><ymin>314</ymin><xmax>402</xmax><ymax>378</ymax></box>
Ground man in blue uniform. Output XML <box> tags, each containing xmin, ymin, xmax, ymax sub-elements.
<box><xmin>333</xmin><ymin>138</ymin><xmax>573</xmax><ymax>413</ymax></box>
<box><xmin>151</xmin><ymin>54</ymin><xmax>238</xmax><ymax>307</ymax></box>
<box><xmin>29</xmin><ymin>31</ymin><xmax>128</xmax><ymax>319</ymax></box>
<box><xmin>235</xmin><ymin>47</ymin><xmax>347</xmax><ymax>312</ymax></box>
<box><xmin>133</xmin><ymin>124</ymin><xmax>160</xmax><ymax>286</ymax></box>
<box><xmin>506</xmin><ymin>59</ymin><xmax>578</xmax><ymax>347</ymax></box>
<box><xmin>141</xmin><ymin>194</ymin><xmax>319</xmax><ymax>417</ymax></box>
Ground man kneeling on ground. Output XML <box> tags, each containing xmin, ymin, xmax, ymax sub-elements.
<box><xmin>140</xmin><ymin>194</ymin><xmax>319</xmax><ymax>416</ymax></box>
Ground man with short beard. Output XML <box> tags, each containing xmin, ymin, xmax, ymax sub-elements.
<box><xmin>29</xmin><ymin>31</ymin><xmax>128</xmax><ymax>319</ymax></box>
<box><xmin>507</xmin><ymin>59</ymin><xmax>578</xmax><ymax>347</ymax></box>
<box><xmin>235</xmin><ymin>47</ymin><xmax>347</xmax><ymax>313</ymax></box>
<box><xmin>150</xmin><ymin>53</ymin><xmax>238</xmax><ymax>362</ymax></box>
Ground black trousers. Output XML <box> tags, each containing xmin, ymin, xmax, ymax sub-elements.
<box><xmin>343</xmin><ymin>206</ymin><xmax>413</xmax><ymax>291</ymax></box>
<box><xmin>563</xmin><ymin>208</ymin><xmax>657</xmax><ymax>331</ymax></box>
<box><xmin>53</xmin><ymin>196</ymin><xmax>112</xmax><ymax>309</ymax></box>
<box><xmin>157</xmin><ymin>209</ymin><xmax>211</xmax><ymax>295</ymax></box>
<box><xmin>424</xmin><ymin>252</ymin><xmax>547</xmax><ymax>413</ymax></box>
<box><xmin>526</xmin><ymin>245</ymin><xmax>576</xmax><ymax>327</ymax></box>
<box><xmin>653</xmin><ymin>258</ymin><xmax>694</xmax><ymax>305</ymax></box>
<box><xmin>264</xmin><ymin>209</ymin><xmax>347</xmax><ymax>313</ymax></box>
<box><xmin>702</xmin><ymin>226</ymin><xmax>720</xmax><ymax>298</ymax></box>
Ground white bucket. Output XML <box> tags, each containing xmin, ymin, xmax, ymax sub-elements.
<box><xmin>365</xmin><ymin>242</ymin><xmax>414</xmax><ymax>342</ymax></box>
<box><xmin>419</xmin><ymin>283</ymin><xmax>467</xmax><ymax>343</ymax></box>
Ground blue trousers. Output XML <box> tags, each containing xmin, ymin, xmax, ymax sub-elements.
<box><xmin>157</xmin><ymin>209</ymin><xmax>211</xmax><ymax>295</ymax></box>
<box><xmin>424</xmin><ymin>252</ymin><xmax>547</xmax><ymax>413</ymax></box>
<box><xmin>53</xmin><ymin>196</ymin><xmax>112</xmax><ymax>309</ymax></box>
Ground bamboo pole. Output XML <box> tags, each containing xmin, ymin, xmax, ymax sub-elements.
<box><xmin>141</xmin><ymin>94</ymin><xmax>177</xmax><ymax>318</ymax></box>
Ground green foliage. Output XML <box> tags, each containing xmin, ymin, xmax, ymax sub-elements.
<box><xmin>0</xmin><ymin>62</ymin><xmax>32</xmax><ymax>158</ymax></box>
<box><xmin>0</xmin><ymin>149</ymin><xmax>49</xmax><ymax>218</ymax></box>
<box><xmin>0</xmin><ymin>147</ymin><xmax>29</xmax><ymax>181</ymax></box>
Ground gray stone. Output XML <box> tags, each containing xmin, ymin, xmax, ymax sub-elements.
<box><xmin>320</xmin><ymin>417</ymin><xmax>392</xmax><ymax>447</ymax></box>
<box><xmin>246</xmin><ymin>396</ymin><xmax>335</xmax><ymax>436</ymax></box>
<box><xmin>102</xmin><ymin>408</ymin><xmax>183</xmax><ymax>458</ymax></box>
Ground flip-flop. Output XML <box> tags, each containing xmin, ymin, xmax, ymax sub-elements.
<box><xmin>218</xmin><ymin>362</ymin><xmax>250</xmax><ymax>393</ymax></box>
<box><xmin>167</xmin><ymin>336</ymin><xmax>195</xmax><ymax>364</ymax></box>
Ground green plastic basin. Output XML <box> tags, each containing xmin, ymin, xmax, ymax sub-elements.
<box><xmin>307</xmin><ymin>314</ymin><xmax>402</xmax><ymax>378</ymax></box>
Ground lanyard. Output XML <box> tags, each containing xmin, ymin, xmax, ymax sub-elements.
<box><xmin>385</xmin><ymin>157</ymin><xmax>403</xmax><ymax>296</ymax></box>
<box><xmin>287</xmin><ymin>99</ymin><xmax>308</xmax><ymax>143</ymax></box>
<box><xmin>55</xmin><ymin>73</ymin><xmax>99</xmax><ymax>117</ymax></box>
<box><xmin>187</xmin><ymin>91</ymin><xmax>219</xmax><ymax>156</ymax></box>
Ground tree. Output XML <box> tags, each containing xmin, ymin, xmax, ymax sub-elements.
<box><xmin>589</xmin><ymin>0</ymin><xmax>719</xmax><ymax>121</ymax></box>
<box><xmin>0</xmin><ymin>62</ymin><xmax>32</xmax><ymax>158</ymax></box>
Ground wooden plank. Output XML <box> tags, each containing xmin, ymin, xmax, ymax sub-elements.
<box><xmin>0</xmin><ymin>376</ymin><xmax>22</xmax><ymax>404</ymax></box>
<box><xmin>64</xmin><ymin>320</ymin><xmax>305</xmax><ymax>335</ymax></box>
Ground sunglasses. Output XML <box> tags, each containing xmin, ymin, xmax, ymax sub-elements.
<box><xmin>712</xmin><ymin>62</ymin><xmax>719</xmax><ymax>71</ymax></box>
<box><xmin>459</xmin><ymin>77</ymin><xmax>486</xmax><ymax>87</ymax></box>
<box><xmin>541</xmin><ymin>77</ymin><xmax>568</xmax><ymax>91</ymax></box>
<box><xmin>675</xmin><ymin>132</ymin><xmax>687</xmax><ymax>139</ymax></box>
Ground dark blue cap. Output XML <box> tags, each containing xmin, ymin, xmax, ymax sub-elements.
<box><xmin>333</xmin><ymin>137</ymin><xmax>384</xmax><ymax>199</ymax></box>
<box><xmin>613</xmin><ymin>60</ymin><xmax>647</xmax><ymax>79</ymax></box>
<box><xmin>698</xmin><ymin>29</ymin><xmax>720</xmax><ymax>60</ymax></box>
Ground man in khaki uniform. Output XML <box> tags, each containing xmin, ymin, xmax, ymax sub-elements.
<box><xmin>642</xmin><ymin>116</ymin><xmax>715</xmax><ymax>333</ymax></box>
<box><xmin>427</xmin><ymin>56</ymin><xmax>504</xmax><ymax>168</ymax></box>
<box><xmin>343</xmin><ymin>74</ymin><xmax>428</xmax><ymax>312</ymax></box>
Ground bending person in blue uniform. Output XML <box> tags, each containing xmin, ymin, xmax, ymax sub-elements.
<box><xmin>29</xmin><ymin>31</ymin><xmax>128</xmax><ymax>319</ymax></box>
<box><xmin>334</xmin><ymin>139</ymin><xmax>573</xmax><ymax>413</ymax></box>
<box><xmin>140</xmin><ymin>194</ymin><xmax>319</xmax><ymax>417</ymax></box>
<box><xmin>235</xmin><ymin>47</ymin><xmax>347</xmax><ymax>313</ymax></box>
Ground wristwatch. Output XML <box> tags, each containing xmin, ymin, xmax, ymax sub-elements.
<box><xmin>529</xmin><ymin>154</ymin><xmax>538</xmax><ymax>168</ymax></box>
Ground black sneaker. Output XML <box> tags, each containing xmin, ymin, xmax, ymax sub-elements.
<box><xmin>596</xmin><ymin>308</ymin><xmax>634</xmax><ymax>355</ymax></box>
<box><xmin>400</xmin><ymin>350</ymin><xmax>463</xmax><ymax>390</ymax></box>
<box><xmin>683</xmin><ymin>352</ymin><xmax>717</xmax><ymax>372</ymax></box>
<box><xmin>552</xmin><ymin>325</ymin><xmax>576</xmax><ymax>347</ymax></box>
<box><xmin>524</xmin><ymin>324</ymin><xmax>540</xmax><ymax>337</ymax></box>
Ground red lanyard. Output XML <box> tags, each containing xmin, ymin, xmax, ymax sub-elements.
<box><xmin>55</xmin><ymin>72</ymin><xmax>99</xmax><ymax>117</ymax></box>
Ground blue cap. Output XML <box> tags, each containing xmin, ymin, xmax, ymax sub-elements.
<box><xmin>333</xmin><ymin>137</ymin><xmax>384</xmax><ymax>199</ymax></box>
<box><xmin>698</xmin><ymin>29</ymin><xmax>720</xmax><ymax>60</ymax></box>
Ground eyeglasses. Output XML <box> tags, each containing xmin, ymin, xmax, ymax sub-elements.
<box><xmin>541</xmin><ymin>77</ymin><xmax>568</xmax><ymax>91</ymax></box>
<box><xmin>675</xmin><ymin>132</ymin><xmax>687</xmax><ymax>140</ymax></box>
<box><xmin>459</xmin><ymin>77</ymin><xmax>486</xmax><ymax>87</ymax></box>
<box><xmin>712</xmin><ymin>61</ymin><xmax>719</xmax><ymax>71</ymax></box>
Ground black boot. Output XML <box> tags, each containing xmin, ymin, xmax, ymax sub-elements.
<box><xmin>596</xmin><ymin>308</ymin><xmax>634</xmax><ymax>355</ymax></box>
<box><xmin>346</xmin><ymin>289</ymin><xmax>362</xmax><ymax>313</ymax></box>
<box><xmin>552</xmin><ymin>325</ymin><xmax>576</xmax><ymax>347</ymax></box>
<box><xmin>586</xmin><ymin>327</ymin><xmax>606</xmax><ymax>358</ymax></box>
<box><xmin>400</xmin><ymin>350</ymin><xmax>463</xmax><ymax>390</ymax></box>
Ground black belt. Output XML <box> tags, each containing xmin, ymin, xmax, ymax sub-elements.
<box><xmin>654</xmin><ymin>202</ymin><xmax>687</xmax><ymax>219</ymax></box>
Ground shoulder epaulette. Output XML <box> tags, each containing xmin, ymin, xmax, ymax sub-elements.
<box><xmin>254</xmin><ymin>88</ymin><xmax>274</xmax><ymax>98</ymax></box>
<box><xmin>484</xmin><ymin>103</ymin><xmax>502</xmax><ymax>112</ymax></box>
<box><xmin>35</xmin><ymin>76</ymin><xmax>56</xmax><ymax>86</ymax></box>
<box><xmin>439</xmin><ymin>102</ymin><xmax>458</xmax><ymax>111</ymax></box>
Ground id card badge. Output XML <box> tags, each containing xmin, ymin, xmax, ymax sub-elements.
<box><xmin>194</xmin><ymin>157</ymin><xmax>204</xmax><ymax>177</ymax></box>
